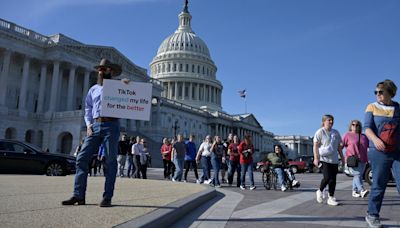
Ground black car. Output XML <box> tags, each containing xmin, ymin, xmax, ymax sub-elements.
<box><xmin>0</xmin><ymin>139</ymin><xmax>76</xmax><ymax>176</ymax></box>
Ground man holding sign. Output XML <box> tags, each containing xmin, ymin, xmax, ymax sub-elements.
<box><xmin>62</xmin><ymin>58</ymin><xmax>125</xmax><ymax>207</ymax></box>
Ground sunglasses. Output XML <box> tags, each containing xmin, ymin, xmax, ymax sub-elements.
<box><xmin>351</xmin><ymin>123</ymin><xmax>360</xmax><ymax>126</ymax></box>
<box><xmin>374</xmin><ymin>90</ymin><xmax>384</xmax><ymax>95</ymax></box>
<box><xmin>98</xmin><ymin>67</ymin><xmax>111</xmax><ymax>72</ymax></box>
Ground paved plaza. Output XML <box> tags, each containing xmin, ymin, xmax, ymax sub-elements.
<box><xmin>0</xmin><ymin>169</ymin><xmax>399</xmax><ymax>228</ymax></box>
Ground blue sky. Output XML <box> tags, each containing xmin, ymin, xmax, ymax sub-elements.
<box><xmin>1</xmin><ymin>0</ymin><xmax>399</xmax><ymax>136</ymax></box>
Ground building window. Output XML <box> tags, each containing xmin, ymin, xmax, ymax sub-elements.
<box><xmin>167</xmin><ymin>63</ymin><xmax>171</xmax><ymax>72</ymax></box>
<box><xmin>185</xmin><ymin>64</ymin><xmax>189</xmax><ymax>72</ymax></box>
<box><xmin>179</xmin><ymin>64</ymin><xmax>183</xmax><ymax>72</ymax></box>
<box><xmin>197</xmin><ymin>65</ymin><xmax>200</xmax><ymax>73</ymax></box>
<box><xmin>173</xmin><ymin>63</ymin><xmax>176</xmax><ymax>72</ymax></box>
<box><xmin>192</xmin><ymin>64</ymin><xmax>195</xmax><ymax>73</ymax></box>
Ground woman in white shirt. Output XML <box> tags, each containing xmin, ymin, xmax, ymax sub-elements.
<box><xmin>196</xmin><ymin>135</ymin><xmax>213</xmax><ymax>184</ymax></box>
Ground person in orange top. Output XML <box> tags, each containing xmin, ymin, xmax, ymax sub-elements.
<box><xmin>238</xmin><ymin>134</ymin><xmax>256</xmax><ymax>190</ymax></box>
<box><xmin>160</xmin><ymin>138</ymin><xmax>173</xmax><ymax>179</ymax></box>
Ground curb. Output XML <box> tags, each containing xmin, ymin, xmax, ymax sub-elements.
<box><xmin>115</xmin><ymin>187</ymin><xmax>217</xmax><ymax>228</ymax></box>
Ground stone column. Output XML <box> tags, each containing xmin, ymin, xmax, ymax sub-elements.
<box><xmin>208</xmin><ymin>86</ymin><xmax>211</xmax><ymax>103</ymax></box>
<box><xmin>213</xmin><ymin>87</ymin><xmax>217</xmax><ymax>104</ymax></box>
<box><xmin>174</xmin><ymin>81</ymin><xmax>178</xmax><ymax>100</ymax></box>
<box><xmin>298</xmin><ymin>141</ymin><xmax>301</xmax><ymax>155</ymax></box>
<box><xmin>182</xmin><ymin>81</ymin><xmax>185</xmax><ymax>100</ymax></box>
<box><xmin>217</xmin><ymin>89</ymin><xmax>221</xmax><ymax>105</ymax></box>
<box><xmin>37</xmin><ymin>63</ymin><xmax>47</xmax><ymax>113</ymax></box>
<box><xmin>83</xmin><ymin>69</ymin><xmax>90</xmax><ymax>97</ymax></box>
<box><xmin>0</xmin><ymin>50</ymin><xmax>11</xmax><ymax>106</ymax></box>
<box><xmin>203</xmin><ymin>84</ymin><xmax>206</xmax><ymax>102</ymax></box>
<box><xmin>66</xmin><ymin>65</ymin><xmax>76</xmax><ymax>110</ymax></box>
<box><xmin>189</xmin><ymin>82</ymin><xmax>193</xmax><ymax>100</ymax></box>
<box><xmin>168</xmin><ymin>82</ymin><xmax>172</xmax><ymax>99</ymax></box>
<box><xmin>196</xmin><ymin>84</ymin><xmax>200</xmax><ymax>100</ymax></box>
<box><xmin>48</xmin><ymin>61</ymin><xmax>60</xmax><ymax>112</ymax></box>
<box><xmin>18</xmin><ymin>55</ymin><xmax>31</xmax><ymax>110</ymax></box>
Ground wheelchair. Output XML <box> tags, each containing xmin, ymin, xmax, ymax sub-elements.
<box><xmin>258</xmin><ymin>161</ymin><xmax>300</xmax><ymax>190</ymax></box>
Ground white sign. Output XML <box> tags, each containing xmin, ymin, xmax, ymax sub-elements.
<box><xmin>101</xmin><ymin>79</ymin><xmax>153</xmax><ymax>121</ymax></box>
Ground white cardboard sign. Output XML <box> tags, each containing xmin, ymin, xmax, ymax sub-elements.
<box><xmin>101</xmin><ymin>79</ymin><xmax>153</xmax><ymax>121</ymax></box>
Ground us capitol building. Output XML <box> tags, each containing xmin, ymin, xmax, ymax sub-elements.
<box><xmin>0</xmin><ymin>2</ymin><xmax>305</xmax><ymax>165</ymax></box>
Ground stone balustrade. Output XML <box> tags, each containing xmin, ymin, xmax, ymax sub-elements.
<box><xmin>0</xmin><ymin>18</ymin><xmax>52</xmax><ymax>45</ymax></box>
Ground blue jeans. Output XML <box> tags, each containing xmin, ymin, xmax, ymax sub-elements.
<box><xmin>74</xmin><ymin>120</ymin><xmax>120</xmax><ymax>200</ymax></box>
<box><xmin>274</xmin><ymin>167</ymin><xmax>285</xmax><ymax>186</ymax></box>
<box><xmin>367</xmin><ymin>148</ymin><xmax>400</xmax><ymax>217</ymax></box>
<box><xmin>349</xmin><ymin>162</ymin><xmax>366</xmax><ymax>192</ymax></box>
<box><xmin>201</xmin><ymin>156</ymin><xmax>211</xmax><ymax>181</ymax></box>
<box><xmin>173</xmin><ymin>157</ymin><xmax>184</xmax><ymax>181</ymax></box>
<box><xmin>241</xmin><ymin>163</ymin><xmax>254</xmax><ymax>187</ymax></box>
<box><xmin>117</xmin><ymin>155</ymin><xmax>126</xmax><ymax>176</ymax></box>
<box><xmin>211</xmin><ymin>156</ymin><xmax>221</xmax><ymax>185</ymax></box>
<box><xmin>127</xmin><ymin>155</ymin><xmax>135</xmax><ymax>177</ymax></box>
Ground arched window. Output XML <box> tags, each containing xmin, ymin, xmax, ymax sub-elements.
<box><xmin>5</xmin><ymin>127</ymin><xmax>16</xmax><ymax>139</ymax></box>
<box><xmin>25</xmin><ymin>129</ymin><xmax>35</xmax><ymax>143</ymax></box>
<box><xmin>57</xmin><ymin>132</ymin><xmax>73</xmax><ymax>154</ymax></box>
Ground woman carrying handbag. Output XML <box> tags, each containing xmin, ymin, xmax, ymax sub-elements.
<box><xmin>342</xmin><ymin>120</ymin><xmax>369</xmax><ymax>198</ymax></box>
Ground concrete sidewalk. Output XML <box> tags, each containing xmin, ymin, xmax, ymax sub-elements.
<box><xmin>0</xmin><ymin>175</ymin><xmax>216</xmax><ymax>228</ymax></box>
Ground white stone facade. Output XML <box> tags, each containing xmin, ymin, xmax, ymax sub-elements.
<box><xmin>0</xmin><ymin>2</ymin><xmax>276</xmax><ymax>166</ymax></box>
<box><xmin>274</xmin><ymin>135</ymin><xmax>313</xmax><ymax>159</ymax></box>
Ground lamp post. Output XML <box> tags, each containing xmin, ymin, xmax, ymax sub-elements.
<box><xmin>173</xmin><ymin>120</ymin><xmax>180</xmax><ymax>137</ymax></box>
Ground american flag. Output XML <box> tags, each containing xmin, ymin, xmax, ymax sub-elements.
<box><xmin>238</xmin><ymin>89</ymin><xmax>246</xmax><ymax>98</ymax></box>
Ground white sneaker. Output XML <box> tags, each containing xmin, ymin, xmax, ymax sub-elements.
<box><xmin>292</xmin><ymin>180</ymin><xmax>299</xmax><ymax>187</ymax></box>
<box><xmin>316</xmin><ymin>190</ymin><xmax>323</xmax><ymax>203</ymax></box>
<box><xmin>250</xmin><ymin>186</ymin><xmax>256</xmax><ymax>190</ymax></box>
<box><xmin>360</xmin><ymin>189</ymin><xmax>369</xmax><ymax>198</ymax></box>
<box><xmin>322</xmin><ymin>188</ymin><xmax>327</xmax><ymax>199</ymax></box>
<box><xmin>204</xmin><ymin>179</ymin><xmax>212</xmax><ymax>185</ymax></box>
<box><xmin>172</xmin><ymin>178</ymin><xmax>176</xmax><ymax>182</ymax></box>
<box><xmin>281</xmin><ymin>185</ymin><xmax>287</xmax><ymax>192</ymax></box>
<box><xmin>196</xmin><ymin>179</ymin><xmax>201</xmax><ymax>184</ymax></box>
<box><xmin>352</xmin><ymin>191</ymin><xmax>361</xmax><ymax>198</ymax></box>
<box><xmin>240</xmin><ymin>185</ymin><xmax>246</xmax><ymax>190</ymax></box>
<box><xmin>327</xmin><ymin>196</ymin><xmax>339</xmax><ymax>206</ymax></box>
<box><xmin>365</xmin><ymin>214</ymin><xmax>383</xmax><ymax>228</ymax></box>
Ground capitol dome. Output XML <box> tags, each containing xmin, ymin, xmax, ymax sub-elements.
<box><xmin>150</xmin><ymin>1</ymin><xmax>222</xmax><ymax>111</ymax></box>
<box><xmin>156</xmin><ymin>32</ymin><xmax>211</xmax><ymax>59</ymax></box>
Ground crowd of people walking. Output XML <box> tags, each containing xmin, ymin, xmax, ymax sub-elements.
<box><xmin>64</xmin><ymin>59</ymin><xmax>398</xmax><ymax>228</ymax></box>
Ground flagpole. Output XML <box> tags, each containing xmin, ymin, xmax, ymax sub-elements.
<box><xmin>245</xmin><ymin>97</ymin><xmax>247</xmax><ymax>113</ymax></box>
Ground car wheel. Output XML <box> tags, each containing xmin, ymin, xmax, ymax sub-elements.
<box><xmin>46</xmin><ymin>162</ymin><xmax>65</xmax><ymax>176</ymax></box>
<box><xmin>365</xmin><ymin>166</ymin><xmax>373</xmax><ymax>186</ymax></box>
<box><xmin>290</xmin><ymin>166</ymin><xmax>298</xmax><ymax>174</ymax></box>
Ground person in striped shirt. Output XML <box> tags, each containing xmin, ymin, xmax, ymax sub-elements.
<box><xmin>364</xmin><ymin>79</ymin><xmax>400</xmax><ymax>228</ymax></box>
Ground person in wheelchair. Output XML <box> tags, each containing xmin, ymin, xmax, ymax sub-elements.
<box><xmin>267</xmin><ymin>144</ymin><xmax>300</xmax><ymax>191</ymax></box>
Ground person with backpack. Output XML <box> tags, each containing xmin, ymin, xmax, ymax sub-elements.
<box><xmin>364</xmin><ymin>79</ymin><xmax>400</xmax><ymax>228</ymax></box>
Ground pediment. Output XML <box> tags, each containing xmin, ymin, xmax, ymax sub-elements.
<box><xmin>238</xmin><ymin>114</ymin><xmax>262</xmax><ymax>128</ymax></box>
<box><xmin>58</xmin><ymin>43</ymin><xmax>148</xmax><ymax>78</ymax></box>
